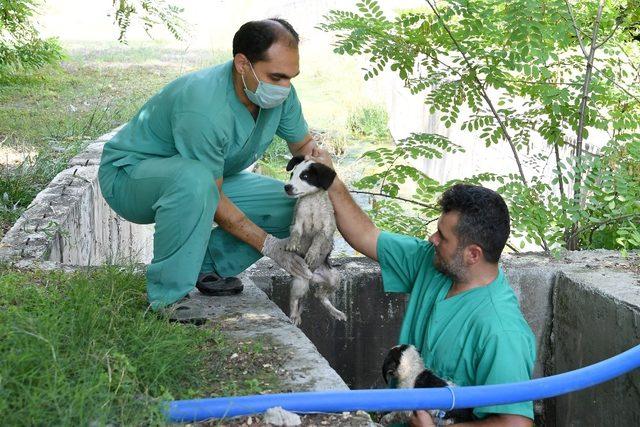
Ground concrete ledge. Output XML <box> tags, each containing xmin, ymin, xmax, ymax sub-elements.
<box><xmin>190</xmin><ymin>274</ymin><xmax>349</xmax><ymax>392</ymax></box>
<box><xmin>0</xmin><ymin>128</ymin><xmax>154</xmax><ymax>266</ymax></box>
<box><xmin>553</xmin><ymin>268</ymin><xmax>640</xmax><ymax>426</ymax></box>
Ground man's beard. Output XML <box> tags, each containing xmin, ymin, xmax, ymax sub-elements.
<box><xmin>433</xmin><ymin>246</ymin><xmax>467</xmax><ymax>283</ymax></box>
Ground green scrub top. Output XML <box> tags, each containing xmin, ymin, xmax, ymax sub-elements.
<box><xmin>100</xmin><ymin>60</ymin><xmax>308</xmax><ymax>181</ymax></box>
<box><xmin>377</xmin><ymin>231</ymin><xmax>536</xmax><ymax>420</ymax></box>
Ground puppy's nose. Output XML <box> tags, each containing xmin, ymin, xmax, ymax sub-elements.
<box><xmin>284</xmin><ymin>184</ymin><xmax>293</xmax><ymax>193</ymax></box>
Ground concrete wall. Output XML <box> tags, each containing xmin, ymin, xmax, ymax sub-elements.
<box><xmin>249</xmin><ymin>252</ymin><xmax>640</xmax><ymax>426</ymax></box>
<box><xmin>250</xmin><ymin>258</ymin><xmax>407</xmax><ymax>390</ymax></box>
<box><xmin>0</xmin><ymin>129</ymin><xmax>154</xmax><ymax>266</ymax></box>
<box><xmin>552</xmin><ymin>266</ymin><xmax>640</xmax><ymax>426</ymax></box>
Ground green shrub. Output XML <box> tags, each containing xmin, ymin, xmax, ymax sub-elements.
<box><xmin>0</xmin><ymin>0</ymin><xmax>64</xmax><ymax>72</ymax></box>
<box><xmin>346</xmin><ymin>104</ymin><xmax>391</xmax><ymax>140</ymax></box>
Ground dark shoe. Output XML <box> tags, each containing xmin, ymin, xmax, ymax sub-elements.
<box><xmin>159</xmin><ymin>295</ymin><xmax>208</xmax><ymax>326</ymax></box>
<box><xmin>196</xmin><ymin>272</ymin><xmax>243</xmax><ymax>296</ymax></box>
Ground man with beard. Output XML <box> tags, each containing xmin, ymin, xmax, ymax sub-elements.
<box><xmin>308</xmin><ymin>149</ymin><xmax>535</xmax><ymax>427</ymax></box>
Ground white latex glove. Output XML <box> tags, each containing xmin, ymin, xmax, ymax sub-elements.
<box><xmin>262</xmin><ymin>234</ymin><xmax>313</xmax><ymax>279</ymax></box>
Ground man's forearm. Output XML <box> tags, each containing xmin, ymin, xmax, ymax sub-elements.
<box><xmin>411</xmin><ymin>411</ymin><xmax>532</xmax><ymax>427</ymax></box>
<box><xmin>453</xmin><ymin>415</ymin><xmax>533</xmax><ymax>427</ymax></box>
<box><xmin>327</xmin><ymin>178</ymin><xmax>380</xmax><ymax>260</ymax></box>
<box><xmin>288</xmin><ymin>133</ymin><xmax>316</xmax><ymax>157</ymax></box>
<box><xmin>214</xmin><ymin>193</ymin><xmax>267</xmax><ymax>252</ymax></box>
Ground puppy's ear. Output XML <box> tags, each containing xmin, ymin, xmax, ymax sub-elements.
<box><xmin>310</xmin><ymin>163</ymin><xmax>337</xmax><ymax>190</ymax></box>
<box><xmin>286</xmin><ymin>155</ymin><xmax>305</xmax><ymax>171</ymax></box>
<box><xmin>382</xmin><ymin>345</ymin><xmax>405</xmax><ymax>385</ymax></box>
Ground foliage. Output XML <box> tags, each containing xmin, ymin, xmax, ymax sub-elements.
<box><xmin>0</xmin><ymin>0</ymin><xmax>64</xmax><ymax>71</ymax></box>
<box><xmin>0</xmin><ymin>0</ymin><xmax>187</xmax><ymax>72</ymax></box>
<box><xmin>320</xmin><ymin>0</ymin><xmax>640</xmax><ymax>251</ymax></box>
<box><xmin>257</xmin><ymin>136</ymin><xmax>291</xmax><ymax>180</ymax></box>
<box><xmin>111</xmin><ymin>0</ymin><xmax>187</xmax><ymax>43</ymax></box>
<box><xmin>347</xmin><ymin>104</ymin><xmax>392</xmax><ymax>140</ymax></box>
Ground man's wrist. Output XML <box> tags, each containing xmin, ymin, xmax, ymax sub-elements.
<box><xmin>260</xmin><ymin>233</ymin><xmax>275</xmax><ymax>255</ymax></box>
<box><xmin>327</xmin><ymin>176</ymin><xmax>347</xmax><ymax>193</ymax></box>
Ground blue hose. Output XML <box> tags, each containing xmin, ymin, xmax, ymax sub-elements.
<box><xmin>167</xmin><ymin>343</ymin><xmax>640</xmax><ymax>422</ymax></box>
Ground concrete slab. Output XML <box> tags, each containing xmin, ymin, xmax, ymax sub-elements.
<box><xmin>189</xmin><ymin>275</ymin><xmax>349</xmax><ymax>392</ymax></box>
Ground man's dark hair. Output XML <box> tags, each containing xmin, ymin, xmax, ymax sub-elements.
<box><xmin>232</xmin><ymin>18</ymin><xmax>299</xmax><ymax>63</ymax></box>
<box><xmin>438</xmin><ymin>184</ymin><xmax>510</xmax><ymax>263</ymax></box>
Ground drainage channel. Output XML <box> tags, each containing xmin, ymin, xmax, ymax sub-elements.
<box><xmin>3</xmin><ymin>129</ymin><xmax>640</xmax><ymax>426</ymax></box>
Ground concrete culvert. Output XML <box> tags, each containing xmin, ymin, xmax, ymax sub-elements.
<box><xmin>2</xmin><ymin>130</ymin><xmax>639</xmax><ymax>426</ymax></box>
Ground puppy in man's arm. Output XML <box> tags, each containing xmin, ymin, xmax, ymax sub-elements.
<box><xmin>283</xmin><ymin>155</ymin><xmax>346</xmax><ymax>326</ymax></box>
<box><xmin>381</xmin><ymin>345</ymin><xmax>474</xmax><ymax>426</ymax></box>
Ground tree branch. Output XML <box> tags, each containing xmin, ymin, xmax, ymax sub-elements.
<box><xmin>567</xmin><ymin>213</ymin><xmax>640</xmax><ymax>241</ymax></box>
<box><xmin>591</xmin><ymin>63</ymin><xmax>640</xmax><ymax>104</ymax></box>
<box><xmin>506</xmin><ymin>242</ymin><xmax>521</xmax><ymax>254</ymax></box>
<box><xmin>568</xmin><ymin>0</ymin><xmax>605</xmax><ymax>250</ymax></box>
<box><xmin>595</xmin><ymin>20</ymin><xmax>621</xmax><ymax>49</ymax></box>
<box><xmin>565</xmin><ymin>0</ymin><xmax>589</xmax><ymax>57</ymax></box>
<box><xmin>554</xmin><ymin>140</ymin><xmax>567</xmax><ymax>204</ymax></box>
<box><xmin>424</xmin><ymin>0</ymin><xmax>529</xmax><ymax>188</ymax></box>
<box><xmin>348</xmin><ymin>190</ymin><xmax>438</xmax><ymax>210</ymax></box>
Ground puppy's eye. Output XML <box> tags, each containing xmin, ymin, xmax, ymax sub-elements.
<box><xmin>290</xmin><ymin>172</ymin><xmax>293</xmax><ymax>178</ymax></box>
<box><xmin>300</xmin><ymin>172</ymin><xmax>308</xmax><ymax>180</ymax></box>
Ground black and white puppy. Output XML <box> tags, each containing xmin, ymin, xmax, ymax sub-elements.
<box><xmin>381</xmin><ymin>344</ymin><xmax>474</xmax><ymax>426</ymax></box>
<box><xmin>283</xmin><ymin>155</ymin><xmax>346</xmax><ymax>326</ymax></box>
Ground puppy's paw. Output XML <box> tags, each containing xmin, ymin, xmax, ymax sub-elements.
<box><xmin>290</xmin><ymin>313</ymin><xmax>302</xmax><ymax>326</ymax></box>
<box><xmin>304</xmin><ymin>252</ymin><xmax>321</xmax><ymax>268</ymax></box>
<box><xmin>286</xmin><ymin>239</ymin><xmax>300</xmax><ymax>253</ymax></box>
<box><xmin>334</xmin><ymin>310</ymin><xmax>347</xmax><ymax>322</ymax></box>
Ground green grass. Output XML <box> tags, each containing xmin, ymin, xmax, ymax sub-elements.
<box><xmin>0</xmin><ymin>45</ymin><xmax>228</xmax><ymax>238</ymax></box>
<box><xmin>0</xmin><ymin>265</ymin><xmax>280</xmax><ymax>426</ymax></box>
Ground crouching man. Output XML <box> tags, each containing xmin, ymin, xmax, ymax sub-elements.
<box><xmin>309</xmin><ymin>148</ymin><xmax>536</xmax><ymax>426</ymax></box>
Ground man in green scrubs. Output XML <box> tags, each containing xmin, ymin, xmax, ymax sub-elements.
<box><xmin>309</xmin><ymin>149</ymin><xmax>535</xmax><ymax>426</ymax></box>
<box><xmin>98</xmin><ymin>19</ymin><xmax>316</xmax><ymax>313</ymax></box>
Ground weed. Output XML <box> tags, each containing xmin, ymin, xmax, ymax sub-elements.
<box><xmin>346</xmin><ymin>104</ymin><xmax>391</xmax><ymax>141</ymax></box>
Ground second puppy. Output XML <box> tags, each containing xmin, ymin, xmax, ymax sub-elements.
<box><xmin>283</xmin><ymin>155</ymin><xmax>346</xmax><ymax>326</ymax></box>
<box><xmin>381</xmin><ymin>344</ymin><xmax>475</xmax><ymax>425</ymax></box>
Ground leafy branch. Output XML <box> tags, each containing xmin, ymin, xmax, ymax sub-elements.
<box><xmin>322</xmin><ymin>0</ymin><xmax>640</xmax><ymax>251</ymax></box>
<box><xmin>111</xmin><ymin>0</ymin><xmax>187</xmax><ymax>43</ymax></box>
<box><xmin>565</xmin><ymin>0</ymin><xmax>605</xmax><ymax>250</ymax></box>
<box><xmin>424</xmin><ymin>0</ymin><xmax>529</xmax><ymax>187</ymax></box>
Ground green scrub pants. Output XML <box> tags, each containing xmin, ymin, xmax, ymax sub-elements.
<box><xmin>98</xmin><ymin>156</ymin><xmax>295</xmax><ymax>308</ymax></box>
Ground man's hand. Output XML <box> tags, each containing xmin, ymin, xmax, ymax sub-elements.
<box><xmin>409</xmin><ymin>410</ymin><xmax>436</xmax><ymax>427</ymax></box>
<box><xmin>306</xmin><ymin>146</ymin><xmax>334</xmax><ymax>170</ymax></box>
<box><xmin>304</xmin><ymin>146</ymin><xmax>380</xmax><ymax>260</ymax></box>
<box><xmin>262</xmin><ymin>234</ymin><xmax>313</xmax><ymax>279</ymax></box>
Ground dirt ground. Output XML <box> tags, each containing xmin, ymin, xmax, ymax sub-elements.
<box><xmin>197</xmin><ymin>410</ymin><xmax>380</xmax><ymax>426</ymax></box>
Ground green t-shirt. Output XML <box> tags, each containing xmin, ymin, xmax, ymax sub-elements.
<box><xmin>377</xmin><ymin>231</ymin><xmax>536</xmax><ymax>420</ymax></box>
<box><xmin>101</xmin><ymin>60</ymin><xmax>308</xmax><ymax>178</ymax></box>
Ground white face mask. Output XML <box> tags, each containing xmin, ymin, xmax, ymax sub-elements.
<box><xmin>241</xmin><ymin>61</ymin><xmax>291</xmax><ymax>109</ymax></box>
